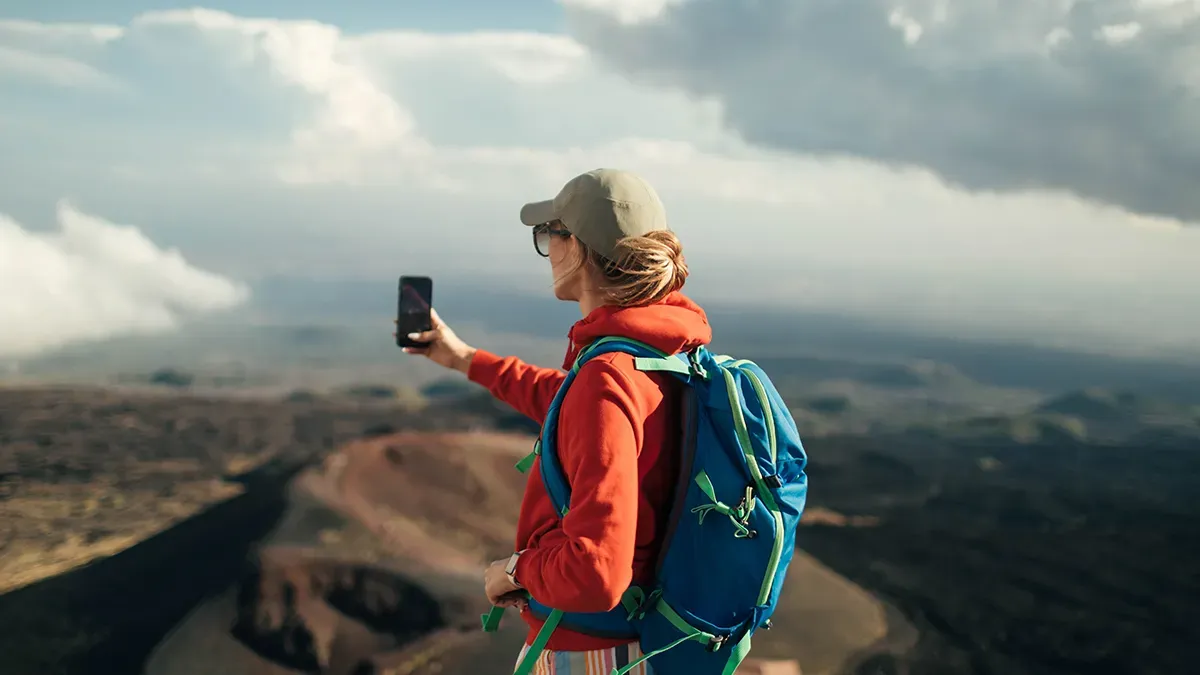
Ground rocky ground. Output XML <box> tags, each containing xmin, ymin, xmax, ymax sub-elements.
<box><xmin>3</xmin><ymin>383</ymin><xmax>1195</xmax><ymax>675</ymax></box>
<box><xmin>798</xmin><ymin>431</ymin><xmax>1200</xmax><ymax>675</ymax></box>
<box><xmin>0</xmin><ymin>386</ymin><xmax>888</xmax><ymax>675</ymax></box>
<box><xmin>0</xmin><ymin>386</ymin><xmax>462</xmax><ymax>597</ymax></box>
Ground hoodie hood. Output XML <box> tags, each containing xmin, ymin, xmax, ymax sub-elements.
<box><xmin>562</xmin><ymin>291</ymin><xmax>712</xmax><ymax>369</ymax></box>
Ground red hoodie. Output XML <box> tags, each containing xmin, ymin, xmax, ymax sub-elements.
<box><xmin>466</xmin><ymin>291</ymin><xmax>712</xmax><ymax>651</ymax></box>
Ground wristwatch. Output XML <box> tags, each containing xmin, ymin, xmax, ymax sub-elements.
<box><xmin>504</xmin><ymin>550</ymin><xmax>525</xmax><ymax>588</ymax></box>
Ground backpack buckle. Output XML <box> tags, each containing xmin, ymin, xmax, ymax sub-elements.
<box><xmin>706</xmin><ymin>635</ymin><xmax>727</xmax><ymax>652</ymax></box>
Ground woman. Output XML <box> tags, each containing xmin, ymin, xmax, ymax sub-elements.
<box><xmin>401</xmin><ymin>168</ymin><xmax>711</xmax><ymax>674</ymax></box>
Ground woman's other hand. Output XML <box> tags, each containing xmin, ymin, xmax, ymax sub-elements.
<box><xmin>484</xmin><ymin>558</ymin><xmax>526</xmax><ymax>609</ymax></box>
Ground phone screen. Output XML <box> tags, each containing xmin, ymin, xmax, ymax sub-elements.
<box><xmin>396</xmin><ymin>275</ymin><xmax>433</xmax><ymax>347</ymax></box>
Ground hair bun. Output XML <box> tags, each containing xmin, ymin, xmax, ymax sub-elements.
<box><xmin>601</xmin><ymin>230</ymin><xmax>689</xmax><ymax>306</ymax></box>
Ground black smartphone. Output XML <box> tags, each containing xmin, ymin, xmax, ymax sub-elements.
<box><xmin>395</xmin><ymin>275</ymin><xmax>433</xmax><ymax>348</ymax></box>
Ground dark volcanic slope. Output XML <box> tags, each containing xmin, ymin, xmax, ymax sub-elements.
<box><xmin>0</xmin><ymin>386</ymin><xmax>510</xmax><ymax>675</ymax></box>
<box><xmin>0</xmin><ymin>458</ymin><xmax>303</xmax><ymax>675</ymax></box>
<box><xmin>799</xmin><ymin>431</ymin><xmax>1200</xmax><ymax>675</ymax></box>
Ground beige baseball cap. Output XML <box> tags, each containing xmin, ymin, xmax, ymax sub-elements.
<box><xmin>519</xmin><ymin>168</ymin><xmax>669</xmax><ymax>259</ymax></box>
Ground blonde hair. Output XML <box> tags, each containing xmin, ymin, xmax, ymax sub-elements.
<box><xmin>561</xmin><ymin>230</ymin><xmax>689</xmax><ymax>307</ymax></box>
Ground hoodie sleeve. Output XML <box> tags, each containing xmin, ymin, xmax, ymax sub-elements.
<box><xmin>512</xmin><ymin>359</ymin><xmax>641</xmax><ymax>613</ymax></box>
<box><xmin>467</xmin><ymin>349</ymin><xmax>567</xmax><ymax>425</ymax></box>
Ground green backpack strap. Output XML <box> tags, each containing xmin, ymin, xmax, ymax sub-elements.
<box><xmin>720</xmin><ymin>631</ymin><xmax>753</xmax><ymax>675</ymax></box>
<box><xmin>512</xmin><ymin>608</ymin><xmax>564</xmax><ymax>675</ymax></box>
<box><xmin>633</xmin><ymin>355</ymin><xmax>691</xmax><ymax>375</ymax></box>
<box><xmin>514</xmin><ymin>439</ymin><xmax>540</xmax><ymax>474</ymax></box>
<box><xmin>480</xmin><ymin>605</ymin><xmax>506</xmax><ymax>632</ymax></box>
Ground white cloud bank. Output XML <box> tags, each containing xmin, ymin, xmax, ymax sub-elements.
<box><xmin>0</xmin><ymin>203</ymin><xmax>249</xmax><ymax>359</ymax></box>
<box><xmin>0</xmin><ymin>8</ymin><xmax>1198</xmax><ymax>360</ymax></box>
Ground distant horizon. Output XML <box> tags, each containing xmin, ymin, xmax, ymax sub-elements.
<box><xmin>11</xmin><ymin>272</ymin><xmax>1200</xmax><ymax>407</ymax></box>
<box><xmin>237</xmin><ymin>273</ymin><xmax>1200</xmax><ymax>366</ymax></box>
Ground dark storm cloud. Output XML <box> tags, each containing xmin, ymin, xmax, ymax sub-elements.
<box><xmin>567</xmin><ymin>0</ymin><xmax>1200</xmax><ymax>223</ymax></box>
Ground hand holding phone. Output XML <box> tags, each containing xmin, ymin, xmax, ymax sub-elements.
<box><xmin>394</xmin><ymin>276</ymin><xmax>478</xmax><ymax>374</ymax></box>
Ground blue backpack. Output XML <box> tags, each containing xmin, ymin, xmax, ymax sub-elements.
<box><xmin>482</xmin><ymin>336</ymin><xmax>809</xmax><ymax>675</ymax></box>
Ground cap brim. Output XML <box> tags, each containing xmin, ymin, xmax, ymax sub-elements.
<box><xmin>519</xmin><ymin>199</ymin><xmax>556</xmax><ymax>226</ymax></box>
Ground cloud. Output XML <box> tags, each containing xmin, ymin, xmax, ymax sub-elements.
<box><xmin>0</xmin><ymin>18</ymin><xmax>125</xmax><ymax>90</ymax></box>
<box><xmin>0</xmin><ymin>19</ymin><xmax>124</xmax><ymax>45</ymax></box>
<box><xmin>562</xmin><ymin>0</ymin><xmax>1200</xmax><ymax>224</ymax></box>
<box><xmin>0</xmin><ymin>202</ymin><xmax>249</xmax><ymax>359</ymax></box>
<box><xmin>0</xmin><ymin>9</ymin><xmax>1198</xmax><ymax>361</ymax></box>
<box><xmin>561</xmin><ymin>0</ymin><xmax>691</xmax><ymax>25</ymax></box>
<box><xmin>130</xmin><ymin>9</ymin><xmax>428</xmax><ymax>168</ymax></box>
<box><xmin>0</xmin><ymin>45</ymin><xmax>123</xmax><ymax>89</ymax></box>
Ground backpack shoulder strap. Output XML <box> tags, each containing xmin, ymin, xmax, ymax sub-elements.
<box><xmin>538</xmin><ymin>337</ymin><xmax>698</xmax><ymax>517</ymax></box>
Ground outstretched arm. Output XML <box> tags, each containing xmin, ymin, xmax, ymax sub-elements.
<box><xmin>511</xmin><ymin>360</ymin><xmax>641</xmax><ymax>613</ymax></box>
<box><xmin>468</xmin><ymin>350</ymin><xmax>567</xmax><ymax>425</ymax></box>
<box><xmin>400</xmin><ymin>307</ymin><xmax>566</xmax><ymax>424</ymax></box>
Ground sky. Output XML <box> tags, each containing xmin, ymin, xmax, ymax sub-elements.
<box><xmin>1</xmin><ymin>0</ymin><xmax>1199</xmax><ymax>361</ymax></box>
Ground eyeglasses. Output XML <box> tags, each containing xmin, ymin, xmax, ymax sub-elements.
<box><xmin>532</xmin><ymin>221</ymin><xmax>571</xmax><ymax>257</ymax></box>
